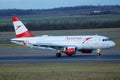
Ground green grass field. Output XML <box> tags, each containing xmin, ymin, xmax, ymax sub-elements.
<box><xmin>0</xmin><ymin>62</ymin><xmax>120</xmax><ymax>80</ymax></box>
<box><xmin>0</xmin><ymin>14</ymin><xmax>120</xmax><ymax>32</ymax></box>
<box><xmin>0</xmin><ymin>14</ymin><xmax>120</xmax><ymax>24</ymax></box>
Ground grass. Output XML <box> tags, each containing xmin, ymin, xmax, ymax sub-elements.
<box><xmin>0</xmin><ymin>62</ymin><xmax>120</xmax><ymax>80</ymax></box>
<box><xmin>0</xmin><ymin>44</ymin><xmax>30</xmax><ymax>49</ymax></box>
<box><xmin>0</xmin><ymin>14</ymin><xmax>120</xmax><ymax>29</ymax></box>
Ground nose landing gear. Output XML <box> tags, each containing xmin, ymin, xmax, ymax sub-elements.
<box><xmin>97</xmin><ymin>49</ymin><xmax>101</xmax><ymax>56</ymax></box>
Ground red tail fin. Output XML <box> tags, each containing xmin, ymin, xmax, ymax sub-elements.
<box><xmin>12</xmin><ymin>17</ymin><xmax>34</xmax><ymax>38</ymax></box>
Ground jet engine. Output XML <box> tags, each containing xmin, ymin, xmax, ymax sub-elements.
<box><xmin>63</xmin><ymin>47</ymin><xmax>77</xmax><ymax>56</ymax></box>
<box><xmin>80</xmin><ymin>49</ymin><xmax>93</xmax><ymax>53</ymax></box>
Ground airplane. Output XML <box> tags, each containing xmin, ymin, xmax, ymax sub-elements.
<box><xmin>10</xmin><ymin>17</ymin><xmax>116</xmax><ymax>57</ymax></box>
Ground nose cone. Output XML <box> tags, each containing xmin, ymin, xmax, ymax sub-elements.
<box><xmin>109</xmin><ymin>41</ymin><xmax>116</xmax><ymax>48</ymax></box>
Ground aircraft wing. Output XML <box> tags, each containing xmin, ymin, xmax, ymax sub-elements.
<box><xmin>33</xmin><ymin>43</ymin><xmax>66</xmax><ymax>50</ymax></box>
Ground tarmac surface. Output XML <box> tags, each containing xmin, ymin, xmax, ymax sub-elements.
<box><xmin>0</xmin><ymin>49</ymin><xmax>120</xmax><ymax>63</ymax></box>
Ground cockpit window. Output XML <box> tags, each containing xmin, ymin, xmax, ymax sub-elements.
<box><xmin>102</xmin><ymin>39</ymin><xmax>111</xmax><ymax>41</ymax></box>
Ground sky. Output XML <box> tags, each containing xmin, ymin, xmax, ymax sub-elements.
<box><xmin>0</xmin><ymin>0</ymin><xmax>120</xmax><ymax>9</ymax></box>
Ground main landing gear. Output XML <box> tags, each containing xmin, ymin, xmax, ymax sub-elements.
<box><xmin>56</xmin><ymin>53</ymin><xmax>62</xmax><ymax>57</ymax></box>
<box><xmin>56</xmin><ymin>53</ymin><xmax>73</xmax><ymax>57</ymax></box>
<box><xmin>97</xmin><ymin>49</ymin><xmax>101</xmax><ymax>56</ymax></box>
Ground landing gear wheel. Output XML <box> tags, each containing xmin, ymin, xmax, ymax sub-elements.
<box><xmin>97</xmin><ymin>53</ymin><xmax>101</xmax><ymax>56</ymax></box>
<box><xmin>67</xmin><ymin>54</ymin><xmax>73</xmax><ymax>57</ymax></box>
<box><xmin>97</xmin><ymin>49</ymin><xmax>101</xmax><ymax>56</ymax></box>
<box><xmin>56</xmin><ymin>53</ymin><xmax>61</xmax><ymax>57</ymax></box>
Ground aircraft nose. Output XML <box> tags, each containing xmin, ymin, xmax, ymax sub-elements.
<box><xmin>110</xmin><ymin>41</ymin><xmax>116</xmax><ymax>47</ymax></box>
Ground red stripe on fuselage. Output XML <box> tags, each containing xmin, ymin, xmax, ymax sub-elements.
<box><xmin>16</xmin><ymin>30</ymin><xmax>34</xmax><ymax>38</ymax></box>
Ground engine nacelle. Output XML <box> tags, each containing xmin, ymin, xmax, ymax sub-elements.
<box><xmin>80</xmin><ymin>49</ymin><xmax>93</xmax><ymax>53</ymax></box>
<box><xmin>63</xmin><ymin>47</ymin><xmax>76</xmax><ymax>55</ymax></box>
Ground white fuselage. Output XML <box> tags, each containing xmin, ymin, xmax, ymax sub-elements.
<box><xmin>11</xmin><ymin>35</ymin><xmax>116</xmax><ymax>50</ymax></box>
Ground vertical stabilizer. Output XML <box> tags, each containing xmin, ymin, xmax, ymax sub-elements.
<box><xmin>12</xmin><ymin>17</ymin><xmax>34</xmax><ymax>38</ymax></box>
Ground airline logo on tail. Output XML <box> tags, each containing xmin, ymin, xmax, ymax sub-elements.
<box><xmin>12</xmin><ymin>17</ymin><xmax>34</xmax><ymax>38</ymax></box>
<box><xmin>16</xmin><ymin>25</ymin><xmax>22</xmax><ymax>30</ymax></box>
